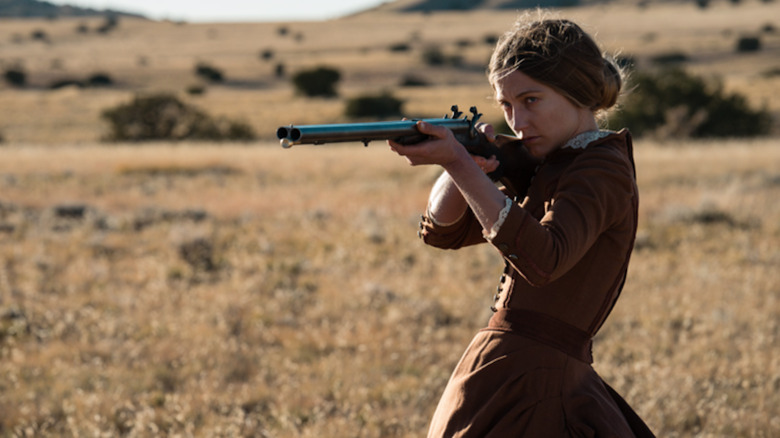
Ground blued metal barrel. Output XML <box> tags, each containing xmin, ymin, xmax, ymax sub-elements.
<box><xmin>277</xmin><ymin>118</ymin><xmax>470</xmax><ymax>148</ymax></box>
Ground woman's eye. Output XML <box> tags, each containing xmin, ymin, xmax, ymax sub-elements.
<box><xmin>525</xmin><ymin>96</ymin><xmax>538</xmax><ymax>104</ymax></box>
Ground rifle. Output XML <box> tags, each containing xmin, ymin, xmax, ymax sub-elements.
<box><xmin>277</xmin><ymin>105</ymin><xmax>538</xmax><ymax>194</ymax></box>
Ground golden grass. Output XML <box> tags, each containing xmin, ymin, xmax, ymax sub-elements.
<box><xmin>0</xmin><ymin>138</ymin><xmax>778</xmax><ymax>436</ymax></box>
<box><xmin>0</xmin><ymin>2</ymin><xmax>779</xmax><ymax>436</ymax></box>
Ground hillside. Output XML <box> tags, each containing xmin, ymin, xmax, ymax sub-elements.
<box><xmin>0</xmin><ymin>1</ymin><xmax>778</xmax><ymax>437</ymax></box>
<box><xmin>372</xmin><ymin>0</ymin><xmax>585</xmax><ymax>13</ymax></box>
<box><xmin>0</xmin><ymin>0</ymin><xmax>145</xmax><ymax>18</ymax></box>
<box><xmin>0</xmin><ymin>1</ymin><xmax>778</xmax><ymax>143</ymax></box>
<box><xmin>363</xmin><ymin>0</ymin><xmax>683</xmax><ymax>14</ymax></box>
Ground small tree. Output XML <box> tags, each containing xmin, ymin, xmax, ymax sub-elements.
<box><xmin>291</xmin><ymin>66</ymin><xmax>340</xmax><ymax>98</ymax></box>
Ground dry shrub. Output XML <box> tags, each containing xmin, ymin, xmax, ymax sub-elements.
<box><xmin>102</xmin><ymin>94</ymin><xmax>256</xmax><ymax>142</ymax></box>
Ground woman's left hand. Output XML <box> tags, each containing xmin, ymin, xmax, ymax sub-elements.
<box><xmin>388</xmin><ymin>121</ymin><xmax>465</xmax><ymax>167</ymax></box>
<box><xmin>389</xmin><ymin>121</ymin><xmax>499</xmax><ymax>174</ymax></box>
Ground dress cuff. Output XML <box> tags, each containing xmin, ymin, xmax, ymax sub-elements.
<box><xmin>484</xmin><ymin>197</ymin><xmax>513</xmax><ymax>240</ymax></box>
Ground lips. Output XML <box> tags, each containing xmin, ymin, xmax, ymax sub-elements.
<box><xmin>522</xmin><ymin>135</ymin><xmax>539</xmax><ymax>145</ymax></box>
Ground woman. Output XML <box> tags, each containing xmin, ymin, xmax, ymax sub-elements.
<box><xmin>389</xmin><ymin>11</ymin><xmax>654</xmax><ymax>438</ymax></box>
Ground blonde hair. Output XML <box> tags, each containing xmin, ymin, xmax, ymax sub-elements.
<box><xmin>488</xmin><ymin>11</ymin><xmax>623</xmax><ymax>114</ymax></box>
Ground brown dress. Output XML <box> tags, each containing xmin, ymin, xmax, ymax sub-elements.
<box><xmin>419</xmin><ymin>130</ymin><xmax>654</xmax><ymax>437</ymax></box>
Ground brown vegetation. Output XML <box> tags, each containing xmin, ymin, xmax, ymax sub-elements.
<box><xmin>0</xmin><ymin>139</ymin><xmax>778</xmax><ymax>436</ymax></box>
<box><xmin>0</xmin><ymin>1</ymin><xmax>779</xmax><ymax>436</ymax></box>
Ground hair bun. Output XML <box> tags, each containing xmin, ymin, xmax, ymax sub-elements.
<box><xmin>596</xmin><ymin>57</ymin><xmax>623</xmax><ymax>111</ymax></box>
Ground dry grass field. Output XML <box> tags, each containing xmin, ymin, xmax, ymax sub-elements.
<box><xmin>1</xmin><ymin>1</ymin><xmax>779</xmax><ymax>437</ymax></box>
<box><xmin>0</xmin><ymin>139</ymin><xmax>778</xmax><ymax>437</ymax></box>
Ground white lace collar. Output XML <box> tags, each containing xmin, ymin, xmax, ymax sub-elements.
<box><xmin>563</xmin><ymin>130</ymin><xmax>615</xmax><ymax>150</ymax></box>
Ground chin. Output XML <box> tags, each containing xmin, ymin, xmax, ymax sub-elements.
<box><xmin>526</xmin><ymin>147</ymin><xmax>546</xmax><ymax>159</ymax></box>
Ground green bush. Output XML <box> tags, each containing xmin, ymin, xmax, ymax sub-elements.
<box><xmin>101</xmin><ymin>94</ymin><xmax>256</xmax><ymax>142</ymax></box>
<box><xmin>186</xmin><ymin>85</ymin><xmax>206</xmax><ymax>95</ymax></box>
<box><xmin>87</xmin><ymin>72</ymin><xmax>113</xmax><ymax>87</ymax></box>
<box><xmin>388</xmin><ymin>42</ymin><xmax>411</xmax><ymax>52</ymax></box>
<box><xmin>3</xmin><ymin>68</ymin><xmax>26</xmax><ymax>87</ymax></box>
<box><xmin>650</xmin><ymin>51</ymin><xmax>689</xmax><ymax>65</ymax></box>
<box><xmin>48</xmin><ymin>72</ymin><xmax>114</xmax><ymax>89</ymax></box>
<box><xmin>31</xmin><ymin>29</ymin><xmax>48</xmax><ymax>42</ymax></box>
<box><xmin>736</xmin><ymin>36</ymin><xmax>761</xmax><ymax>53</ymax></box>
<box><xmin>260</xmin><ymin>49</ymin><xmax>274</xmax><ymax>61</ymax></box>
<box><xmin>608</xmin><ymin>68</ymin><xmax>772</xmax><ymax>138</ymax></box>
<box><xmin>400</xmin><ymin>74</ymin><xmax>429</xmax><ymax>87</ymax></box>
<box><xmin>422</xmin><ymin>46</ymin><xmax>446</xmax><ymax>66</ymax></box>
<box><xmin>195</xmin><ymin>62</ymin><xmax>224</xmax><ymax>83</ymax></box>
<box><xmin>483</xmin><ymin>34</ymin><xmax>499</xmax><ymax>46</ymax></box>
<box><xmin>96</xmin><ymin>15</ymin><xmax>119</xmax><ymax>34</ymax></box>
<box><xmin>291</xmin><ymin>66</ymin><xmax>340</xmax><ymax>98</ymax></box>
<box><xmin>275</xmin><ymin>63</ymin><xmax>285</xmax><ymax>78</ymax></box>
<box><xmin>421</xmin><ymin>45</ymin><xmax>463</xmax><ymax>67</ymax></box>
<box><xmin>345</xmin><ymin>93</ymin><xmax>404</xmax><ymax>119</ymax></box>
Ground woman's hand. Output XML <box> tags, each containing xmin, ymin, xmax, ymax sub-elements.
<box><xmin>388</xmin><ymin>121</ymin><xmax>464</xmax><ymax>167</ymax></box>
<box><xmin>393</xmin><ymin>120</ymin><xmax>509</xmax><ymax>234</ymax></box>
<box><xmin>389</xmin><ymin>121</ymin><xmax>500</xmax><ymax>174</ymax></box>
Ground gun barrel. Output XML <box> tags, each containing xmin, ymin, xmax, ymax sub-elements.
<box><xmin>277</xmin><ymin>118</ymin><xmax>471</xmax><ymax>148</ymax></box>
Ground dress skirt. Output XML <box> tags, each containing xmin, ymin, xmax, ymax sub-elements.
<box><xmin>426</xmin><ymin>327</ymin><xmax>644</xmax><ymax>438</ymax></box>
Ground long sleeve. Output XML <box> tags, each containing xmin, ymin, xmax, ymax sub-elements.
<box><xmin>488</xmin><ymin>142</ymin><xmax>637</xmax><ymax>287</ymax></box>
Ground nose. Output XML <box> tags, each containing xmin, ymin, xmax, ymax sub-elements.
<box><xmin>508</xmin><ymin>105</ymin><xmax>527</xmax><ymax>139</ymax></box>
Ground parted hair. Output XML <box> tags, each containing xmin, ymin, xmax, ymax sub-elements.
<box><xmin>488</xmin><ymin>11</ymin><xmax>623</xmax><ymax>114</ymax></box>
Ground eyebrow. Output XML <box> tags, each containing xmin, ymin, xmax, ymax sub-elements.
<box><xmin>514</xmin><ymin>88</ymin><xmax>543</xmax><ymax>99</ymax></box>
<box><xmin>496</xmin><ymin>88</ymin><xmax>543</xmax><ymax>102</ymax></box>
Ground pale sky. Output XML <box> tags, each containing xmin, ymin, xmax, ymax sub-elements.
<box><xmin>46</xmin><ymin>0</ymin><xmax>391</xmax><ymax>22</ymax></box>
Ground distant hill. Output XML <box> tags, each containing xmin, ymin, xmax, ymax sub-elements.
<box><xmin>397</xmin><ymin>0</ymin><xmax>580</xmax><ymax>12</ymax></box>
<box><xmin>0</xmin><ymin>0</ymin><xmax>146</xmax><ymax>19</ymax></box>
<box><xmin>361</xmin><ymin>0</ymin><xmax>689</xmax><ymax>14</ymax></box>
<box><xmin>367</xmin><ymin>0</ymin><xmax>585</xmax><ymax>13</ymax></box>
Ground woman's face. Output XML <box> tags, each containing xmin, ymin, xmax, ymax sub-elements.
<box><xmin>495</xmin><ymin>70</ymin><xmax>597</xmax><ymax>159</ymax></box>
